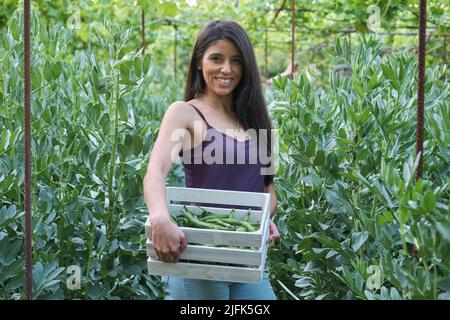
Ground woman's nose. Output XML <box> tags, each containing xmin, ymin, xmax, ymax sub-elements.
<box><xmin>220</xmin><ymin>61</ymin><xmax>231</xmax><ymax>73</ymax></box>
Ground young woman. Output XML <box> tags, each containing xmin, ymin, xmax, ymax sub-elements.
<box><xmin>143</xmin><ymin>20</ymin><xmax>281</xmax><ymax>300</ymax></box>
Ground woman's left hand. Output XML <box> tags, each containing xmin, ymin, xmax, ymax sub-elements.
<box><xmin>268</xmin><ymin>219</ymin><xmax>280</xmax><ymax>248</ymax></box>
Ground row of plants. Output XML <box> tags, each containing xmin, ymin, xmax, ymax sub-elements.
<box><xmin>1</xmin><ymin>11</ymin><xmax>449</xmax><ymax>300</ymax></box>
<box><xmin>0</xmin><ymin>12</ymin><xmax>184</xmax><ymax>299</ymax></box>
<box><xmin>268</xmin><ymin>36</ymin><xmax>450</xmax><ymax>299</ymax></box>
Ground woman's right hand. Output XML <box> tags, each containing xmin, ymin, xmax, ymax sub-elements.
<box><xmin>151</xmin><ymin>215</ymin><xmax>187</xmax><ymax>263</ymax></box>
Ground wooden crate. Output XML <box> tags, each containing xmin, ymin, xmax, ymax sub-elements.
<box><xmin>145</xmin><ymin>186</ymin><xmax>271</xmax><ymax>284</ymax></box>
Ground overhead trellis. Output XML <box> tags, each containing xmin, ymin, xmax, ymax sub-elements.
<box><xmin>137</xmin><ymin>15</ymin><xmax>207</xmax><ymax>78</ymax></box>
<box><xmin>136</xmin><ymin>1</ymin><xmax>446</xmax><ymax>79</ymax></box>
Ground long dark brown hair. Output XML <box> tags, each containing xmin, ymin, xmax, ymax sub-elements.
<box><xmin>184</xmin><ymin>20</ymin><xmax>273</xmax><ymax>186</ymax></box>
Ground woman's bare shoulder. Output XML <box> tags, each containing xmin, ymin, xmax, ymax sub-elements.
<box><xmin>167</xmin><ymin>100</ymin><xmax>193</xmax><ymax>111</ymax></box>
<box><xmin>164</xmin><ymin>101</ymin><xmax>195</xmax><ymax>126</ymax></box>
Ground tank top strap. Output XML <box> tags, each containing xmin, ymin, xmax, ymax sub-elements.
<box><xmin>188</xmin><ymin>103</ymin><xmax>211</xmax><ymax>128</ymax></box>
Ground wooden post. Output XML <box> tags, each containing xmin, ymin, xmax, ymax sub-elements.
<box><xmin>415</xmin><ymin>0</ymin><xmax>426</xmax><ymax>181</ymax></box>
<box><xmin>23</xmin><ymin>0</ymin><xmax>33</xmax><ymax>300</ymax></box>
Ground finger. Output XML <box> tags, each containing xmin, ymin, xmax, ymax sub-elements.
<box><xmin>154</xmin><ymin>248</ymin><xmax>162</xmax><ymax>260</ymax></box>
<box><xmin>162</xmin><ymin>254</ymin><xmax>176</xmax><ymax>263</ymax></box>
<box><xmin>179</xmin><ymin>235</ymin><xmax>188</xmax><ymax>252</ymax></box>
<box><xmin>172</xmin><ymin>250</ymin><xmax>181</xmax><ymax>262</ymax></box>
<box><xmin>170</xmin><ymin>244</ymin><xmax>183</xmax><ymax>262</ymax></box>
<box><xmin>159</xmin><ymin>250</ymin><xmax>176</xmax><ymax>263</ymax></box>
<box><xmin>269</xmin><ymin>233</ymin><xmax>280</xmax><ymax>245</ymax></box>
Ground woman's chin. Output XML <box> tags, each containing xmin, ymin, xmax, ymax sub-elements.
<box><xmin>212</xmin><ymin>86</ymin><xmax>236</xmax><ymax>96</ymax></box>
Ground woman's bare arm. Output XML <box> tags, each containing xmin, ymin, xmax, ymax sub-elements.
<box><xmin>143</xmin><ymin>101</ymin><xmax>192</xmax><ymax>262</ymax></box>
<box><xmin>263</xmin><ymin>181</ymin><xmax>278</xmax><ymax>217</ymax></box>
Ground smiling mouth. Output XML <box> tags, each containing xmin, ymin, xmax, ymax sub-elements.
<box><xmin>215</xmin><ymin>77</ymin><xmax>232</xmax><ymax>85</ymax></box>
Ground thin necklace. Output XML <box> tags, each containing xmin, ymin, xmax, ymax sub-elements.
<box><xmin>201</xmin><ymin>99</ymin><xmax>241</xmax><ymax>130</ymax></box>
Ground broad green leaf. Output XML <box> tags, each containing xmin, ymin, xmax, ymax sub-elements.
<box><xmin>351</xmin><ymin>231</ymin><xmax>369</xmax><ymax>252</ymax></box>
<box><xmin>81</xmin><ymin>145</ymin><xmax>91</xmax><ymax>167</ymax></box>
<box><xmin>423</xmin><ymin>190</ymin><xmax>436</xmax><ymax>212</ymax></box>
<box><xmin>305</xmin><ymin>140</ymin><xmax>316</xmax><ymax>157</ymax></box>
<box><xmin>32</xmin><ymin>69</ymin><xmax>43</xmax><ymax>89</ymax></box>
<box><xmin>9</xmin><ymin>20</ymin><xmax>20</xmax><ymax>40</ymax></box>
<box><xmin>132</xmin><ymin>135</ymin><xmax>143</xmax><ymax>156</ymax></box>
<box><xmin>39</xmin><ymin>24</ymin><xmax>48</xmax><ymax>43</ymax></box>
<box><xmin>381</xmin><ymin>63</ymin><xmax>399</xmax><ymax>90</ymax></box>
<box><xmin>100</xmin><ymin>113</ymin><xmax>110</xmax><ymax>135</ymax></box>
<box><xmin>43</xmin><ymin>61</ymin><xmax>53</xmax><ymax>82</ymax></box>
<box><xmin>1</xmin><ymin>130</ymin><xmax>11</xmax><ymax>151</ymax></box>
<box><xmin>53</xmin><ymin>61</ymin><xmax>62</xmax><ymax>79</ymax></box>
<box><xmin>118</xmin><ymin>98</ymin><xmax>128</xmax><ymax>121</ymax></box>
<box><xmin>325</xmin><ymin>189</ymin><xmax>354</xmax><ymax>214</ymax></box>
<box><xmin>117</xmin><ymin>143</ymin><xmax>128</xmax><ymax>161</ymax></box>
<box><xmin>143</xmin><ymin>54</ymin><xmax>151</xmax><ymax>74</ymax></box>
<box><xmin>120</xmin><ymin>63</ymin><xmax>130</xmax><ymax>82</ymax></box>
<box><xmin>91</xmin><ymin>173</ymin><xmax>104</xmax><ymax>185</ymax></box>
<box><xmin>0</xmin><ymin>238</ymin><xmax>21</xmax><ymax>265</ymax></box>
<box><xmin>134</xmin><ymin>57</ymin><xmax>142</xmax><ymax>78</ymax></box>
<box><xmin>313</xmin><ymin>150</ymin><xmax>325</xmax><ymax>166</ymax></box>
<box><xmin>291</xmin><ymin>153</ymin><xmax>310</xmax><ymax>166</ymax></box>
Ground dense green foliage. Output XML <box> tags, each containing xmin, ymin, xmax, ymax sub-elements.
<box><xmin>0</xmin><ymin>2</ymin><xmax>449</xmax><ymax>300</ymax></box>
<box><xmin>0</xmin><ymin>12</ymin><xmax>183</xmax><ymax>299</ymax></box>
<box><xmin>269</xmin><ymin>36</ymin><xmax>449</xmax><ymax>299</ymax></box>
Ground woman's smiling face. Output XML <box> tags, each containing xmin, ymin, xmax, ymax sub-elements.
<box><xmin>199</xmin><ymin>39</ymin><xmax>243</xmax><ymax>97</ymax></box>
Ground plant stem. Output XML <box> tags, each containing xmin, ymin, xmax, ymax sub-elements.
<box><xmin>107</xmin><ymin>72</ymin><xmax>120</xmax><ymax>238</ymax></box>
<box><xmin>84</xmin><ymin>221</ymin><xmax>96</xmax><ymax>298</ymax></box>
<box><xmin>400</xmin><ymin>222</ymin><xmax>407</xmax><ymax>256</ymax></box>
<box><xmin>433</xmin><ymin>264</ymin><xmax>437</xmax><ymax>300</ymax></box>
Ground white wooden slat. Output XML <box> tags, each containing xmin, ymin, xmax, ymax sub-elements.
<box><xmin>147</xmin><ymin>257</ymin><xmax>263</xmax><ymax>283</ymax></box>
<box><xmin>167</xmin><ymin>187</ymin><xmax>265</xmax><ymax>207</ymax></box>
<box><xmin>259</xmin><ymin>193</ymin><xmax>271</xmax><ymax>249</ymax></box>
<box><xmin>145</xmin><ymin>217</ymin><xmax>262</xmax><ymax>247</ymax></box>
<box><xmin>260</xmin><ymin>209</ymin><xmax>270</xmax><ymax>271</ymax></box>
<box><xmin>144</xmin><ymin>216</ymin><xmax>151</xmax><ymax>239</ymax></box>
<box><xmin>146</xmin><ymin>240</ymin><xmax>262</xmax><ymax>266</ymax></box>
<box><xmin>177</xmin><ymin>228</ymin><xmax>262</xmax><ymax>247</ymax></box>
<box><xmin>168</xmin><ymin>204</ymin><xmax>264</xmax><ymax>224</ymax></box>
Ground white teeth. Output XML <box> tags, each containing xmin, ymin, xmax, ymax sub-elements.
<box><xmin>217</xmin><ymin>78</ymin><xmax>231</xmax><ymax>85</ymax></box>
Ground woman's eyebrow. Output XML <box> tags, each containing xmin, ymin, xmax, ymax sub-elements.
<box><xmin>208</xmin><ymin>52</ymin><xmax>242</xmax><ymax>58</ymax></box>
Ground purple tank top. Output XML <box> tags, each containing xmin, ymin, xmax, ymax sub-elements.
<box><xmin>179</xmin><ymin>104</ymin><xmax>268</xmax><ymax>195</ymax></box>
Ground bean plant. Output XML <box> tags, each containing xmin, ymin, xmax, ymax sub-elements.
<box><xmin>0</xmin><ymin>11</ymin><xmax>184</xmax><ymax>299</ymax></box>
<box><xmin>268</xmin><ymin>36</ymin><xmax>450</xmax><ymax>300</ymax></box>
